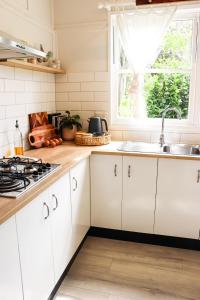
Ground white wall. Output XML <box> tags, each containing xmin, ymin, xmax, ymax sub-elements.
<box><xmin>0</xmin><ymin>0</ymin><xmax>56</xmax><ymax>156</ymax></box>
<box><xmin>54</xmin><ymin>0</ymin><xmax>200</xmax><ymax>144</ymax></box>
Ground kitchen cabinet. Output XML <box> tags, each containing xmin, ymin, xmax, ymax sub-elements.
<box><xmin>155</xmin><ymin>159</ymin><xmax>200</xmax><ymax>239</ymax></box>
<box><xmin>0</xmin><ymin>216</ymin><xmax>23</xmax><ymax>300</ymax></box>
<box><xmin>122</xmin><ymin>156</ymin><xmax>157</xmax><ymax>234</ymax></box>
<box><xmin>16</xmin><ymin>189</ymin><xmax>54</xmax><ymax>300</ymax></box>
<box><xmin>70</xmin><ymin>158</ymin><xmax>90</xmax><ymax>254</ymax></box>
<box><xmin>91</xmin><ymin>154</ymin><xmax>123</xmax><ymax>229</ymax></box>
<box><xmin>136</xmin><ymin>0</ymin><xmax>191</xmax><ymax>5</ymax></box>
<box><xmin>49</xmin><ymin>173</ymin><xmax>72</xmax><ymax>283</ymax></box>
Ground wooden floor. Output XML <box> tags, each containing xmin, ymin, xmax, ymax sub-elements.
<box><xmin>54</xmin><ymin>237</ymin><xmax>200</xmax><ymax>300</ymax></box>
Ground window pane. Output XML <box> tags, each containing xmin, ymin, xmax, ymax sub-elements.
<box><xmin>118</xmin><ymin>73</ymin><xmax>134</xmax><ymax>117</ymax></box>
<box><xmin>144</xmin><ymin>73</ymin><xmax>190</xmax><ymax>119</ymax></box>
<box><xmin>152</xmin><ymin>19</ymin><xmax>193</xmax><ymax>69</ymax></box>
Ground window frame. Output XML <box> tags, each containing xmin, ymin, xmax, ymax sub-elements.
<box><xmin>110</xmin><ymin>10</ymin><xmax>200</xmax><ymax>133</ymax></box>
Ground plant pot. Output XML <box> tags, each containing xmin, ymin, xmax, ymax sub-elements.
<box><xmin>62</xmin><ymin>125</ymin><xmax>77</xmax><ymax>141</ymax></box>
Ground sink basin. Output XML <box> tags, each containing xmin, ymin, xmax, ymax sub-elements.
<box><xmin>118</xmin><ymin>141</ymin><xmax>200</xmax><ymax>156</ymax></box>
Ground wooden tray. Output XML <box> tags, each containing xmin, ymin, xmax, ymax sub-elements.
<box><xmin>75</xmin><ymin>133</ymin><xmax>111</xmax><ymax>146</ymax></box>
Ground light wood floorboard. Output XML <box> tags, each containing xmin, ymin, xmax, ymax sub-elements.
<box><xmin>54</xmin><ymin>237</ymin><xmax>200</xmax><ymax>300</ymax></box>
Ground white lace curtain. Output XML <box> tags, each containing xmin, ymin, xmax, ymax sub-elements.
<box><xmin>116</xmin><ymin>7</ymin><xmax>176</xmax><ymax>118</ymax></box>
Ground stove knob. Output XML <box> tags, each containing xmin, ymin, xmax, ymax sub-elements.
<box><xmin>46</xmin><ymin>163</ymin><xmax>51</xmax><ymax>169</ymax></box>
<box><xmin>33</xmin><ymin>171</ymin><xmax>39</xmax><ymax>177</ymax></box>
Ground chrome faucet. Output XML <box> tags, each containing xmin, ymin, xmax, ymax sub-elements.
<box><xmin>159</xmin><ymin>107</ymin><xmax>181</xmax><ymax>147</ymax></box>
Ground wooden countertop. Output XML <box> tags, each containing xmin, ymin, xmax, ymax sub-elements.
<box><xmin>1</xmin><ymin>141</ymin><xmax>200</xmax><ymax>225</ymax></box>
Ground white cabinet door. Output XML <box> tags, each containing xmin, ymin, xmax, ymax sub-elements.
<box><xmin>91</xmin><ymin>154</ymin><xmax>122</xmax><ymax>229</ymax></box>
<box><xmin>122</xmin><ymin>156</ymin><xmax>157</xmax><ymax>234</ymax></box>
<box><xmin>155</xmin><ymin>159</ymin><xmax>200</xmax><ymax>239</ymax></box>
<box><xmin>0</xmin><ymin>216</ymin><xmax>23</xmax><ymax>300</ymax></box>
<box><xmin>16</xmin><ymin>190</ymin><xmax>54</xmax><ymax>300</ymax></box>
<box><xmin>70</xmin><ymin>158</ymin><xmax>90</xmax><ymax>254</ymax></box>
<box><xmin>49</xmin><ymin>173</ymin><xmax>72</xmax><ymax>283</ymax></box>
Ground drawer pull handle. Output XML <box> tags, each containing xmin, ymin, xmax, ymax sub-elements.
<box><xmin>73</xmin><ymin>177</ymin><xmax>78</xmax><ymax>191</ymax></box>
<box><xmin>197</xmin><ymin>170</ymin><xmax>200</xmax><ymax>183</ymax></box>
<box><xmin>43</xmin><ymin>202</ymin><xmax>50</xmax><ymax>220</ymax></box>
<box><xmin>52</xmin><ymin>194</ymin><xmax>58</xmax><ymax>211</ymax></box>
<box><xmin>114</xmin><ymin>164</ymin><xmax>117</xmax><ymax>177</ymax></box>
<box><xmin>128</xmin><ymin>165</ymin><xmax>131</xmax><ymax>178</ymax></box>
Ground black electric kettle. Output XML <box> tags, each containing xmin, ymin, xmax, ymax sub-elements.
<box><xmin>88</xmin><ymin>117</ymin><xmax>108</xmax><ymax>135</ymax></box>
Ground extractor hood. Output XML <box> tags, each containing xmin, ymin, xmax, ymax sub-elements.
<box><xmin>0</xmin><ymin>33</ymin><xmax>46</xmax><ymax>60</ymax></box>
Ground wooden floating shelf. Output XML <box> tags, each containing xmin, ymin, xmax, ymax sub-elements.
<box><xmin>0</xmin><ymin>59</ymin><xmax>65</xmax><ymax>74</ymax></box>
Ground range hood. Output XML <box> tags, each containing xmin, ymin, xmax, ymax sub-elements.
<box><xmin>0</xmin><ymin>34</ymin><xmax>46</xmax><ymax>60</ymax></box>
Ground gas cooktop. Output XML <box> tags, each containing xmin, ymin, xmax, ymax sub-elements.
<box><xmin>0</xmin><ymin>156</ymin><xmax>60</xmax><ymax>198</ymax></box>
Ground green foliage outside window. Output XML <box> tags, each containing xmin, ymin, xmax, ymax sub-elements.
<box><xmin>144</xmin><ymin>73</ymin><xmax>190</xmax><ymax>119</ymax></box>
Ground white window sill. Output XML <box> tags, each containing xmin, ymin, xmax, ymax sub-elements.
<box><xmin>111</xmin><ymin>118</ymin><xmax>200</xmax><ymax>134</ymax></box>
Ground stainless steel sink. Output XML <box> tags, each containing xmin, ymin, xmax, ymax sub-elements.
<box><xmin>118</xmin><ymin>141</ymin><xmax>200</xmax><ymax>156</ymax></box>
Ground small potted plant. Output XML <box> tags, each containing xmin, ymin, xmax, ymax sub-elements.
<box><xmin>59</xmin><ymin>111</ymin><xmax>82</xmax><ymax>141</ymax></box>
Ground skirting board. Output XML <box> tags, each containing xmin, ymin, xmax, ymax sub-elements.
<box><xmin>88</xmin><ymin>227</ymin><xmax>200</xmax><ymax>251</ymax></box>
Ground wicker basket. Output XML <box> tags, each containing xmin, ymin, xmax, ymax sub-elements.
<box><xmin>75</xmin><ymin>132</ymin><xmax>111</xmax><ymax>146</ymax></box>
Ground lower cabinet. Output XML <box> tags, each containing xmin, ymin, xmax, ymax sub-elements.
<box><xmin>122</xmin><ymin>156</ymin><xmax>157</xmax><ymax>234</ymax></box>
<box><xmin>91</xmin><ymin>154</ymin><xmax>122</xmax><ymax>229</ymax></box>
<box><xmin>0</xmin><ymin>216</ymin><xmax>23</xmax><ymax>300</ymax></box>
<box><xmin>49</xmin><ymin>173</ymin><xmax>72</xmax><ymax>283</ymax></box>
<box><xmin>90</xmin><ymin>154</ymin><xmax>157</xmax><ymax>232</ymax></box>
<box><xmin>155</xmin><ymin>158</ymin><xmax>200</xmax><ymax>239</ymax></box>
<box><xmin>16</xmin><ymin>172</ymin><xmax>72</xmax><ymax>300</ymax></box>
<box><xmin>16</xmin><ymin>189</ymin><xmax>54</xmax><ymax>300</ymax></box>
<box><xmin>70</xmin><ymin>158</ymin><xmax>90</xmax><ymax>253</ymax></box>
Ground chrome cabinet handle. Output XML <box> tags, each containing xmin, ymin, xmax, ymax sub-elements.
<box><xmin>43</xmin><ymin>202</ymin><xmax>50</xmax><ymax>220</ymax></box>
<box><xmin>128</xmin><ymin>165</ymin><xmax>131</xmax><ymax>178</ymax></box>
<box><xmin>52</xmin><ymin>194</ymin><xmax>58</xmax><ymax>211</ymax></box>
<box><xmin>114</xmin><ymin>164</ymin><xmax>117</xmax><ymax>177</ymax></box>
<box><xmin>197</xmin><ymin>170</ymin><xmax>200</xmax><ymax>183</ymax></box>
<box><xmin>73</xmin><ymin>177</ymin><xmax>78</xmax><ymax>191</ymax></box>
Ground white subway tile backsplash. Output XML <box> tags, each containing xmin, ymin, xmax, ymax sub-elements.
<box><xmin>68</xmin><ymin>72</ymin><xmax>94</xmax><ymax>82</ymax></box>
<box><xmin>5</xmin><ymin>80</ymin><xmax>24</xmax><ymax>92</ymax></box>
<box><xmin>68</xmin><ymin>91</ymin><xmax>94</xmax><ymax>102</ymax></box>
<box><xmin>94</xmin><ymin>92</ymin><xmax>109</xmax><ymax>102</ymax></box>
<box><xmin>40</xmin><ymin>82</ymin><xmax>55</xmax><ymax>93</ymax></box>
<box><xmin>15</xmin><ymin>93</ymin><xmax>33</xmax><ymax>104</ymax></box>
<box><xmin>6</xmin><ymin>105</ymin><xmax>26</xmax><ymax>118</ymax></box>
<box><xmin>56</xmin><ymin>82</ymin><xmax>80</xmax><ymax>92</ymax></box>
<box><xmin>0</xmin><ymin>66</ymin><xmax>14</xmax><ymax>79</ymax></box>
<box><xmin>95</xmin><ymin>72</ymin><xmax>109</xmax><ymax>82</ymax></box>
<box><xmin>0</xmin><ymin>93</ymin><xmax>15</xmax><ymax>105</ymax></box>
<box><xmin>0</xmin><ymin>79</ymin><xmax>4</xmax><ymax>91</ymax></box>
<box><xmin>180</xmin><ymin>133</ymin><xmax>200</xmax><ymax>145</ymax></box>
<box><xmin>94</xmin><ymin>102</ymin><xmax>109</xmax><ymax>111</ymax></box>
<box><xmin>81</xmin><ymin>82</ymin><xmax>109</xmax><ymax>92</ymax></box>
<box><xmin>26</xmin><ymin>103</ymin><xmax>42</xmax><ymax>114</ymax></box>
<box><xmin>0</xmin><ymin>66</ymin><xmax>56</xmax><ymax>151</ymax></box>
<box><xmin>56</xmin><ymin>93</ymin><xmax>68</xmax><ymax>102</ymax></box>
<box><xmin>56</xmin><ymin>101</ymin><xmax>81</xmax><ymax>111</ymax></box>
<box><xmin>55</xmin><ymin>74</ymin><xmax>68</xmax><ymax>83</ymax></box>
<box><xmin>81</xmin><ymin>102</ymin><xmax>95</xmax><ymax>111</ymax></box>
<box><xmin>123</xmin><ymin>130</ymin><xmax>151</xmax><ymax>142</ymax></box>
<box><xmin>15</xmin><ymin>68</ymin><xmax>33</xmax><ymax>81</ymax></box>
<box><xmin>25</xmin><ymin>81</ymin><xmax>41</xmax><ymax>92</ymax></box>
<box><xmin>0</xmin><ymin>107</ymin><xmax>6</xmax><ymax>119</ymax></box>
<box><xmin>110</xmin><ymin>130</ymin><xmax>123</xmax><ymax>141</ymax></box>
<box><xmin>33</xmin><ymin>71</ymin><xmax>47</xmax><ymax>82</ymax></box>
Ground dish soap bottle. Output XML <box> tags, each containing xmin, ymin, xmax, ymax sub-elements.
<box><xmin>14</xmin><ymin>120</ymin><xmax>24</xmax><ymax>155</ymax></box>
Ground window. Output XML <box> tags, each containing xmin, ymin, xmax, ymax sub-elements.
<box><xmin>111</xmin><ymin>10</ymin><xmax>199</xmax><ymax>129</ymax></box>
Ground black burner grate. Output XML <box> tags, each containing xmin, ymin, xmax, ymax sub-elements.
<box><xmin>0</xmin><ymin>173</ymin><xmax>30</xmax><ymax>193</ymax></box>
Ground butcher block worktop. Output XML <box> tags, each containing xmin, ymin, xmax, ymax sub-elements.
<box><xmin>1</xmin><ymin>141</ymin><xmax>200</xmax><ymax>225</ymax></box>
